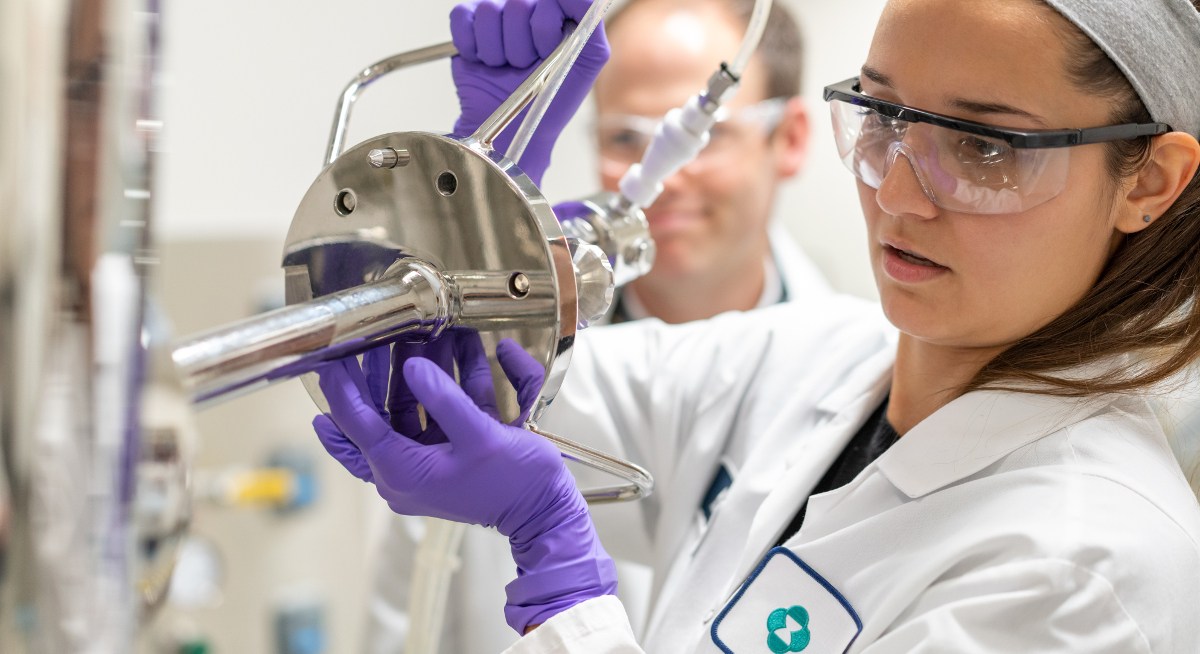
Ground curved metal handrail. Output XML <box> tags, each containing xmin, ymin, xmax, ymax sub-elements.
<box><xmin>530</xmin><ymin>425</ymin><xmax>654</xmax><ymax>504</ymax></box>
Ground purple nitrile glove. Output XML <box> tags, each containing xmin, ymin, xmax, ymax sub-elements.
<box><xmin>313</xmin><ymin>334</ymin><xmax>616</xmax><ymax>632</ymax></box>
<box><xmin>384</xmin><ymin>332</ymin><xmax>545</xmax><ymax>440</ymax></box>
<box><xmin>450</xmin><ymin>0</ymin><xmax>610</xmax><ymax>186</ymax></box>
<box><xmin>551</xmin><ymin>199</ymin><xmax>592</xmax><ymax>224</ymax></box>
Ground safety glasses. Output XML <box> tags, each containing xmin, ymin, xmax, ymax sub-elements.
<box><xmin>596</xmin><ymin>97</ymin><xmax>789</xmax><ymax>167</ymax></box>
<box><xmin>822</xmin><ymin>77</ymin><xmax>1172</xmax><ymax>214</ymax></box>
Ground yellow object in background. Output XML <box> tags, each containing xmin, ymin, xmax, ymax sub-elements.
<box><xmin>226</xmin><ymin>468</ymin><xmax>297</xmax><ymax>507</ymax></box>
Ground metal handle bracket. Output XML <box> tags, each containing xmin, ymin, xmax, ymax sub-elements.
<box><xmin>529</xmin><ymin>424</ymin><xmax>653</xmax><ymax>504</ymax></box>
<box><xmin>325</xmin><ymin>37</ymin><xmax>576</xmax><ymax>165</ymax></box>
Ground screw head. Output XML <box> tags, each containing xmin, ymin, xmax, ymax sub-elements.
<box><xmin>368</xmin><ymin>147</ymin><xmax>411</xmax><ymax>169</ymax></box>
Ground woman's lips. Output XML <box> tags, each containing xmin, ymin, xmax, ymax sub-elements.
<box><xmin>882</xmin><ymin>243</ymin><xmax>950</xmax><ymax>283</ymax></box>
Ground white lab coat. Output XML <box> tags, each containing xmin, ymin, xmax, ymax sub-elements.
<box><xmin>605</xmin><ymin>222</ymin><xmax>830</xmax><ymax>324</ymax></box>
<box><xmin>364</xmin><ymin>227</ymin><xmax>830</xmax><ymax>652</ymax></box>
<box><xmin>506</xmin><ymin>296</ymin><xmax>1200</xmax><ymax>653</ymax></box>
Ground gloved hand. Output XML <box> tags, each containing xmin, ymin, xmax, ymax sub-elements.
<box><xmin>313</xmin><ymin>333</ymin><xmax>616</xmax><ymax>632</ymax></box>
<box><xmin>450</xmin><ymin>0</ymin><xmax>610</xmax><ymax>186</ymax></box>
<box><xmin>551</xmin><ymin>199</ymin><xmax>593</xmax><ymax>224</ymax></box>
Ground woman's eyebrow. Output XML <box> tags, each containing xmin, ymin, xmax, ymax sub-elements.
<box><xmin>946</xmin><ymin>97</ymin><xmax>1048</xmax><ymax>126</ymax></box>
<box><xmin>863</xmin><ymin>64</ymin><xmax>1049</xmax><ymax>127</ymax></box>
<box><xmin>860</xmin><ymin>65</ymin><xmax>892</xmax><ymax>88</ymax></box>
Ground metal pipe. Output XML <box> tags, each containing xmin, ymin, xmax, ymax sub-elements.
<box><xmin>454</xmin><ymin>271</ymin><xmax>557</xmax><ymax>328</ymax></box>
<box><xmin>174</xmin><ymin>261</ymin><xmax>449</xmax><ymax>404</ymax></box>
<box><xmin>172</xmin><ymin>262</ymin><xmax>556</xmax><ymax>405</ymax></box>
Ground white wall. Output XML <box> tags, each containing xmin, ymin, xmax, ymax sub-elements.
<box><xmin>156</xmin><ymin>1</ymin><xmax>457</xmax><ymax>242</ymax></box>
<box><xmin>155</xmin><ymin>0</ymin><xmax>887</xmax><ymax>298</ymax></box>
<box><xmin>787</xmin><ymin>0</ymin><xmax>888</xmax><ymax>299</ymax></box>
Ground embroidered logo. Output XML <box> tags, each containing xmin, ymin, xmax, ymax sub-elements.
<box><xmin>766</xmin><ymin>605</ymin><xmax>811</xmax><ymax>653</ymax></box>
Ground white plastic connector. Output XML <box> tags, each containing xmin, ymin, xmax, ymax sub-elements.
<box><xmin>613</xmin><ymin>0</ymin><xmax>772</xmax><ymax>211</ymax></box>
<box><xmin>617</xmin><ymin>95</ymin><xmax>723</xmax><ymax>209</ymax></box>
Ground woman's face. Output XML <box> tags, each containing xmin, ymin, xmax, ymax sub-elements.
<box><xmin>859</xmin><ymin>0</ymin><xmax>1135</xmax><ymax>350</ymax></box>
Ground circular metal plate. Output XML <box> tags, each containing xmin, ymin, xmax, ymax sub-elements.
<box><xmin>283</xmin><ymin>132</ymin><xmax>575</xmax><ymax>423</ymax></box>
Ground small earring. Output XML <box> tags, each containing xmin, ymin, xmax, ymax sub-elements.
<box><xmin>1143</xmin><ymin>214</ymin><xmax>1153</xmax><ymax>223</ymax></box>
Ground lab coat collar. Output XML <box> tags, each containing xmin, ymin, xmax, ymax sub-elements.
<box><xmin>814</xmin><ymin>343</ymin><xmax>895</xmax><ymax>419</ymax></box>
<box><xmin>619</xmin><ymin>253</ymin><xmax>785</xmax><ymax>322</ymax></box>
<box><xmin>876</xmin><ymin>389</ymin><xmax>1114</xmax><ymax>498</ymax></box>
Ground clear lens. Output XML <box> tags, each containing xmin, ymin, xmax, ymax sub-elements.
<box><xmin>829</xmin><ymin>100</ymin><xmax>1071</xmax><ymax>214</ymax></box>
<box><xmin>596</xmin><ymin>115</ymin><xmax>658</xmax><ymax>166</ymax></box>
<box><xmin>597</xmin><ymin>98</ymin><xmax>790</xmax><ymax>168</ymax></box>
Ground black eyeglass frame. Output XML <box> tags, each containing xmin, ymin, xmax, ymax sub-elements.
<box><xmin>822</xmin><ymin>77</ymin><xmax>1172</xmax><ymax>149</ymax></box>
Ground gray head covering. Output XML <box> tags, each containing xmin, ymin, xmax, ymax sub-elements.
<box><xmin>1043</xmin><ymin>0</ymin><xmax>1200</xmax><ymax>137</ymax></box>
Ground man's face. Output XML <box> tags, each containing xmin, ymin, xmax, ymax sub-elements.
<box><xmin>594</xmin><ymin>1</ymin><xmax>807</xmax><ymax>287</ymax></box>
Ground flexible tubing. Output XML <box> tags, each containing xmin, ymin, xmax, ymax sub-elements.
<box><xmin>729</xmin><ymin>0</ymin><xmax>772</xmax><ymax>78</ymax></box>
<box><xmin>507</xmin><ymin>0</ymin><xmax>617</xmax><ymax>164</ymax></box>
<box><xmin>616</xmin><ymin>0</ymin><xmax>773</xmax><ymax>209</ymax></box>
<box><xmin>404</xmin><ymin>519</ymin><xmax>468</xmax><ymax>654</ymax></box>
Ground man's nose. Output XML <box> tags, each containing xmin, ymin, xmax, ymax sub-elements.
<box><xmin>599</xmin><ymin>157</ymin><xmax>631</xmax><ymax>190</ymax></box>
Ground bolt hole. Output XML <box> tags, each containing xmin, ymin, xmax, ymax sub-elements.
<box><xmin>334</xmin><ymin>189</ymin><xmax>357</xmax><ymax>216</ymax></box>
<box><xmin>507</xmin><ymin>272</ymin><xmax>531</xmax><ymax>299</ymax></box>
<box><xmin>436</xmin><ymin>171</ymin><xmax>458</xmax><ymax>197</ymax></box>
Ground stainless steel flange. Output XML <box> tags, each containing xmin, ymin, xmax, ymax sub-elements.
<box><xmin>283</xmin><ymin>130</ymin><xmax>576</xmax><ymax>424</ymax></box>
<box><xmin>172</xmin><ymin>39</ymin><xmax>652</xmax><ymax>503</ymax></box>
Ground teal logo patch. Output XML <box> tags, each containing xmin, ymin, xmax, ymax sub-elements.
<box><xmin>766</xmin><ymin>605</ymin><xmax>811</xmax><ymax>653</ymax></box>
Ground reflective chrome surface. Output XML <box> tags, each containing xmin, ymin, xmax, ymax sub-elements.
<box><xmin>560</xmin><ymin>192</ymin><xmax>656</xmax><ymax>287</ymax></box>
<box><xmin>367</xmin><ymin>147</ymin><xmax>412</xmax><ymax>169</ymax></box>
<box><xmin>171</xmin><ymin>254</ymin><xmax>564</xmax><ymax>406</ymax></box>
<box><xmin>531</xmin><ymin>427</ymin><xmax>653</xmax><ymax>504</ymax></box>
<box><xmin>286</xmin><ymin>131</ymin><xmax>575</xmax><ymax>423</ymax></box>
<box><xmin>173</xmin><ymin>260</ymin><xmax>449</xmax><ymax>405</ymax></box>
<box><xmin>568</xmin><ymin>240</ymin><xmax>615</xmax><ymax>329</ymax></box>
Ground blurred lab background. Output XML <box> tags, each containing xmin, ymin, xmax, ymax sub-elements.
<box><xmin>5</xmin><ymin>0</ymin><xmax>1193</xmax><ymax>651</ymax></box>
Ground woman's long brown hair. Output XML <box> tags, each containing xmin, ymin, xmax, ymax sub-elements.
<box><xmin>967</xmin><ymin>1</ymin><xmax>1200</xmax><ymax>399</ymax></box>
<box><xmin>966</xmin><ymin>1</ymin><xmax>1200</xmax><ymax>495</ymax></box>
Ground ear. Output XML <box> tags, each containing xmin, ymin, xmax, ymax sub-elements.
<box><xmin>772</xmin><ymin>96</ymin><xmax>810</xmax><ymax>180</ymax></box>
<box><xmin>1116</xmin><ymin>131</ymin><xmax>1200</xmax><ymax>234</ymax></box>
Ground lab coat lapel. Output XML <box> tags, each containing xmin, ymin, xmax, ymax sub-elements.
<box><xmin>721</xmin><ymin>348</ymin><xmax>893</xmax><ymax>601</ymax></box>
<box><xmin>876</xmin><ymin>389</ymin><xmax>1113</xmax><ymax>498</ymax></box>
